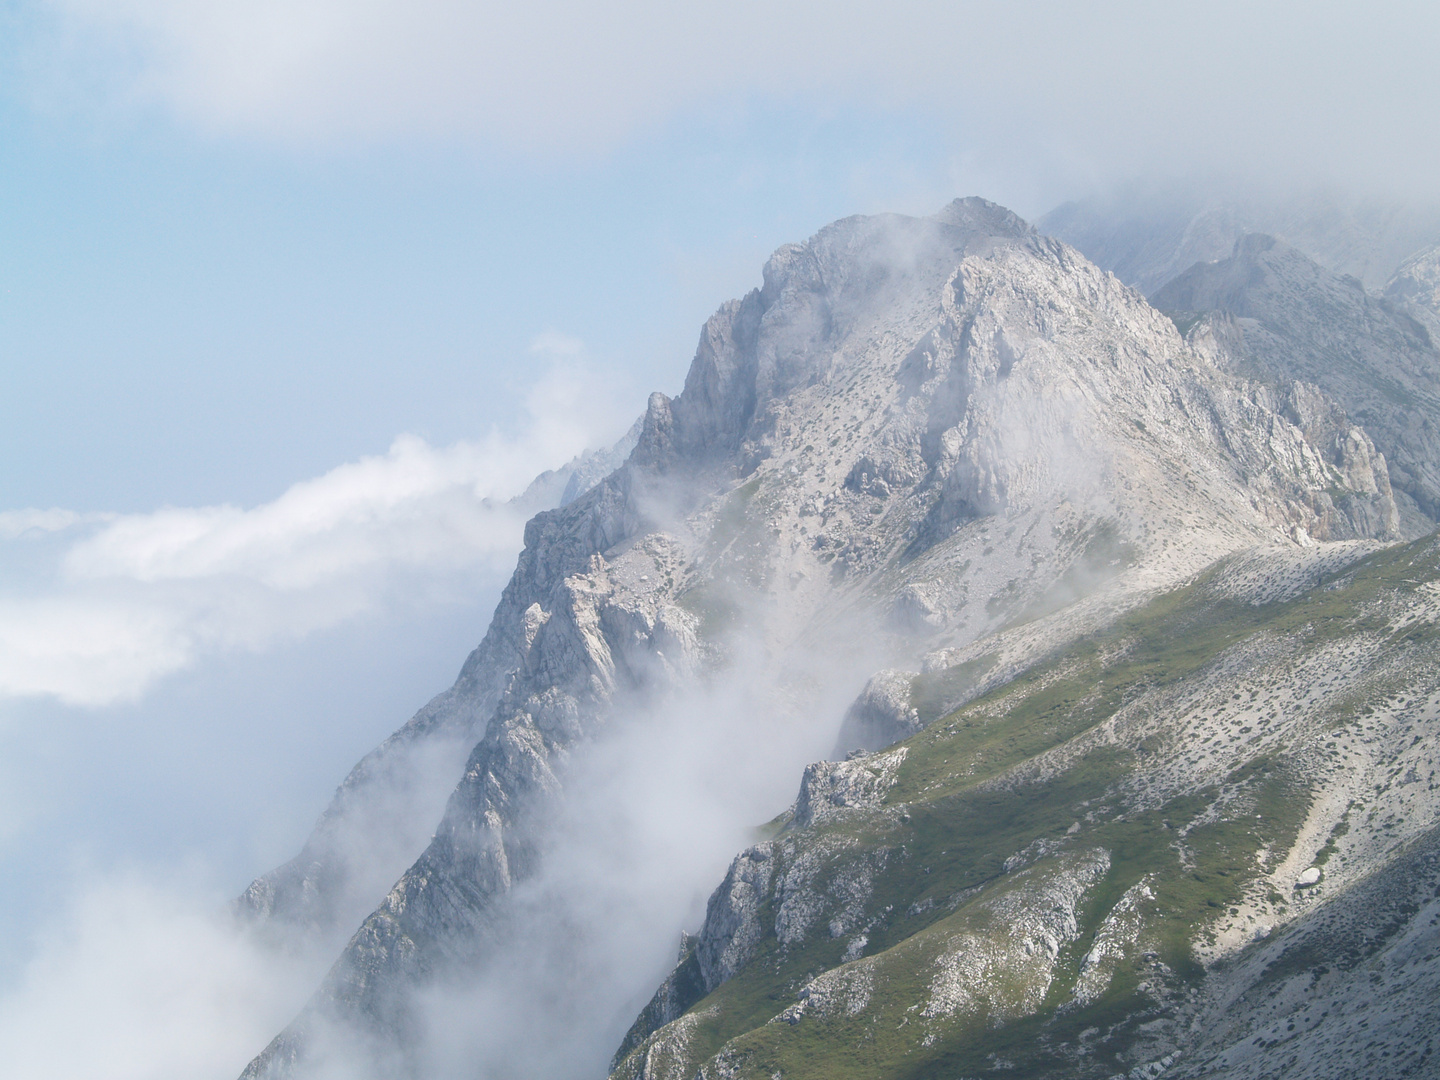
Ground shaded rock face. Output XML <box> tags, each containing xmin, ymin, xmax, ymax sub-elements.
<box><xmin>238</xmin><ymin>199</ymin><xmax>1407</xmax><ymax>1080</ymax></box>
<box><xmin>833</xmin><ymin>670</ymin><xmax>921</xmax><ymax>753</ymax></box>
<box><xmin>1153</xmin><ymin>233</ymin><xmax>1440</xmax><ymax>523</ymax></box>
<box><xmin>1386</xmin><ymin>241</ymin><xmax>1440</xmax><ymax>315</ymax></box>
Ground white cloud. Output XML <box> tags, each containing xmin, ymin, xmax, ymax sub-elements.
<box><xmin>63</xmin><ymin>436</ymin><xmax>525</xmax><ymax>588</ymax></box>
<box><xmin>0</xmin><ymin>870</ymin><xmax>325</xmax><ymax>1080</ymax></box>
<box><xmin>0</xmin><ymin>509</ymin><xmax>115</xmax><ymax>540</ymax></box>
<box><xmin>27</xmin><ymin>0</ymin><xmax>1440</xmax><ymax>195</ymax></box>
<box><xmin>0</xmin><ymin>354</ymin><xmax>633</xmax><ymax>708</ymax></box>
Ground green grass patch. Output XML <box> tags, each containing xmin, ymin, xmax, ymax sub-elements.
<box><xmin>622</xmin><ymin>535</ymin><xmax>1440</xmax><ymax>1079</ymax></box>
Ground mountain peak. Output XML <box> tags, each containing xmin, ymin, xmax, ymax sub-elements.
<box><xmin>932</xmin><ymin>195</ymin><xmax>1034</xmax><ymax>239</ymax></box>
<box><xmin>236</xmin><ymin>197</ymin><xmax>1423</xmax><ymax>1080</ymax></box>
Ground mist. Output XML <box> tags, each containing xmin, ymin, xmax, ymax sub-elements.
<box><xmin>0</xmin><ymin>353</ymin><xmax>636</xmax><ymax>1075</ymax></box>
<box><xmin>0</xmin><ymin>534</ymin><xmax>887</xmax><ymax>1080</ymax></box>
<box><xmin>286</xmin><ymin>606</ymin><xmax>889</xmax><ymax>1080</ymax></box>
<box><xmin>0</xmin><ymin>353</ymin><xmax>628</xmax><ymax>707</ymax></box>
<box><xmin>0</xmin><ymin>870</ymin><xmax>327</xmax><ymax>1080</ymax></box>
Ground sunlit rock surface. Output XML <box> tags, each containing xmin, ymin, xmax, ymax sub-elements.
<box><xmin>238</xmin><ymin>198</ymin><xmax>1438</xmax><ymax>1080</ymax></box>
<box><xmin>1154</xmin><ymin>233</ymin><xmax>1440</xmax><ymax>524</ymax></box>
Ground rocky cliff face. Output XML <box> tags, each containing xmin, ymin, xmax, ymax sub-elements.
<box><xmin>1152</xmin><ymin>234</ymin><xmax>1440</xmax><ymax>525</ymax></box>
<box><xmin>232</xmin><ymin>430</ymin><xmax>641</xmax><ymax>958</ymax></box>
<box><xmin>237</xmin><ymin>198</ymin><xmax>1413</xmax><ymax>1080</ymax></box>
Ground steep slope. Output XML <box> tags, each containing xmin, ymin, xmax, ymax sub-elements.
<box><xmin>614</xmin><ymin>536</ymin><xmax>1440</xmax><ymax>1080</ymax></box>
<box><xmin>1387</xmin><ymin>242</ymin><xmax>1440</xmax><ymax>316</ymax></box>
<box><xmin>233</xmin><ymin>427</ymin><xmax>641</xmax><ymax>954</ymax></box>
<box><xmin>239</xmin><ymin>199</ymin><xmax>1399</xmax><ymax>1079</ymax></box>
<box><xmin>1151</xmin><ymin>234</ymin><xmax>1440</xmax><ymax>525</ymax></box>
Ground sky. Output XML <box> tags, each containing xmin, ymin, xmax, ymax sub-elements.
<box><xmin>2</xmin><ymin>1</ymin><xmax>1439</xmax><ymax>1077</ymax></box>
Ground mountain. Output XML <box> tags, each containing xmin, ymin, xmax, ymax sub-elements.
<box><xmin>233</xmin><ymin>425</ymin><xmax>642</xmax><ymax>957</ymax></box>
<box><xmin>237</xmin><ymin>198</ymin><xmax>1429</xmax><ymax>1080</ymax></box>
<box><xmin>1151</xmin><ymin>234</ymin><xmax>1440</xmax><ymax>527</ymax></box>
<box><xmin>1041</xmin><ymin>187</ymin><xmax>1440</xmax><ymax>296</ymax></box>
<box><xmin>613</xmin><ymin>537</ymin><xmax>1440</xmax><ymax>1079</ymax></box>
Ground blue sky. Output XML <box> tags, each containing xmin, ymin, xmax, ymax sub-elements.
<box><xmin>0</xmin><ymin>99</ymin><xmax>973</xmax><ymax>511</ymax></box>
<box><xmin>1</xmin><ymin>2</ymin><xmax>1438</xmax><ymax>1075</ymax></box>
<box><xmin>0</xmin><ymin>30</ymin><xmax>1006</xmax><ymax>1002</ymax></box>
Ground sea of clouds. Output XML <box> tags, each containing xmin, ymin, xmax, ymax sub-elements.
<box><xmin>0</xmin><ymin>352</ymin><xmax>624</xmax><ymax>708</ymax></box>
<box><xmin>0</xmin><ymin>348</ymin><xmax>641</xmax><ymax>1079</ymax></box>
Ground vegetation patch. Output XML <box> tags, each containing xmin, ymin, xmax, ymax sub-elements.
<box><xmin>619</xmin><ymin>535</ymin><xmax>1440</xmax><ymax>1079</ymax></box>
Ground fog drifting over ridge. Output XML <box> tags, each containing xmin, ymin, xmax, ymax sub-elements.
<box><xmin>3</xmin><ymin>3</ymin><xmax>1438</xmax><ymax>1070</ymax></box>
<box><xmin>28</xmin><ymin>0</ymin><xmax>1440</xmax><ymax>200</ymax></box>
<box><xmin>0</xmin><ymin>350</ymin><xmax>637</xmax><ymax>1077</ymax></box>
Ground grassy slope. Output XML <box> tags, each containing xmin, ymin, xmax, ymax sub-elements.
<box><xmin>614</xmin><ymin>536</ymin><xmax>1440</xmax><ymax>1080</ymax></box>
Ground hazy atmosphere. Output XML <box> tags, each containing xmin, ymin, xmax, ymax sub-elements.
<box><xmin>3</xmin><ymin>2</ymin><xmax>1440</xmax><ymax>1078</ymax></box>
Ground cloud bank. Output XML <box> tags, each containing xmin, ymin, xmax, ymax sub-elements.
<box><xmin>0</xmin><ymin>869</ymin><xmax>326</xmax><ymax>1080</ymax></box>
<box><xmin>29</xmin><ymin>0</ymin><xmax>1440</xmax><ymax>195</ymax></box>
<box><xmin>0</xmin><ymin>355</ymin><xmax>630</xmax><ymax>707</ymax></box>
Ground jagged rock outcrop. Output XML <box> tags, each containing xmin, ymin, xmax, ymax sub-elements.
<box><xmin>793</xmin><ymin>746</ymin><xmax>908</xmax><ymax>829</ymax></box>
<box><xmin>239</xmin><ymin>198</ymin><xmax>1409</xmax><ymax>1080</ymax></box>
<box><xmin>1153</xmin><ymin>233</ymin><xmax>1440</xmax><ymax>523</ymax></box>
<box><xmin>232</xmin><ymin>427</ymin><xmax>643</xmax><ymax>954</ymax></box>
<box><xmin>833</xmin><ymin>669</ymin><xmax>922</xmax><ymax>753</ymax></box>
<box><xmin>242</xmin><ymin>487</ymin><xmax>700</xmax><ymax>1075</ymax></box>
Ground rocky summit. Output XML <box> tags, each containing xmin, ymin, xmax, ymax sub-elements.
<box><xmin>238</xmin><ymin>197</ymin><xmax>1440</xmax><ymax>1080</ymax></box>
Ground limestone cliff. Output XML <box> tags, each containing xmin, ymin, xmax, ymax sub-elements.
<box><xmin>1153</xmin><ymin>234</ymin><xmax>1440</xmax><ymax>523</ymax></box>
<box><xmin>238</xmin><ymin>199</ymin><xmax>1406</xmax><ymax>1079</ymax></box>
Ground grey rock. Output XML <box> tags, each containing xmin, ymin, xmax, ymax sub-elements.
<box><xmin>694</xmin><ymin>843</ymin><xmax>775</xmax><ymax>992</ymax></box>
<box><xmin>793</xmin><ymin>746</ymin><xmax>908</xmax><ymax>829</ymax></box>
<box><xmin>1153</xmin><ymin>234</ymin><xmax>1440</xmax><ymax>521</ymax></box>
<box><xmin>241</xmin><ymin>197</ymin><xmax>1415</xmax><ymax>1079</ymax></box>
<box><xmin>235</xmin><ymin>420</ymin><xmax>645</xmax><ymax>952</ymax></box>
<box><xmin>833</xmin><ymin>670</ymin><xmax>921</xmax><ymax>753</ymax></box>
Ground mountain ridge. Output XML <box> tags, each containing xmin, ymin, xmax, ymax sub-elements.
<box><xmin>235</xmin><ymin>197</ymin><xmax>1423</xmax><ymax>1080</ymax></box>
<box><xmin>1153</xmin><ymin>232</ymin><xmax>1440</xmax><ymax>524</ymax></box>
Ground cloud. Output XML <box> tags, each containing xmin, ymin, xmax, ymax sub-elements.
<box><xmin>0</xmin><ymin>353</ymin><xmax>633</xmax><ymax>708</ymax></box>
<box><xmin>24</xmin><ymin>0</ymin><xmax>1440</xmax><ymax>196</ymax></box>
<box><xmin>0</xmin><ymin>869</ymin><xmax>325</xmax><ymax>1080</ymax></box>
<box><xmin>287</xmin><ymin>632</ymin><xmax>875</xmax><ymax>1079</ymax></box>
<box><xmin>0</xmin><ymin>509</ymin><xmax>115</xmax><ymax>540</ymax></box>
<box><xmin>0</xmin><ymin>619</ymin><xmax>873</xmax><ymax>1080</ymax></box>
